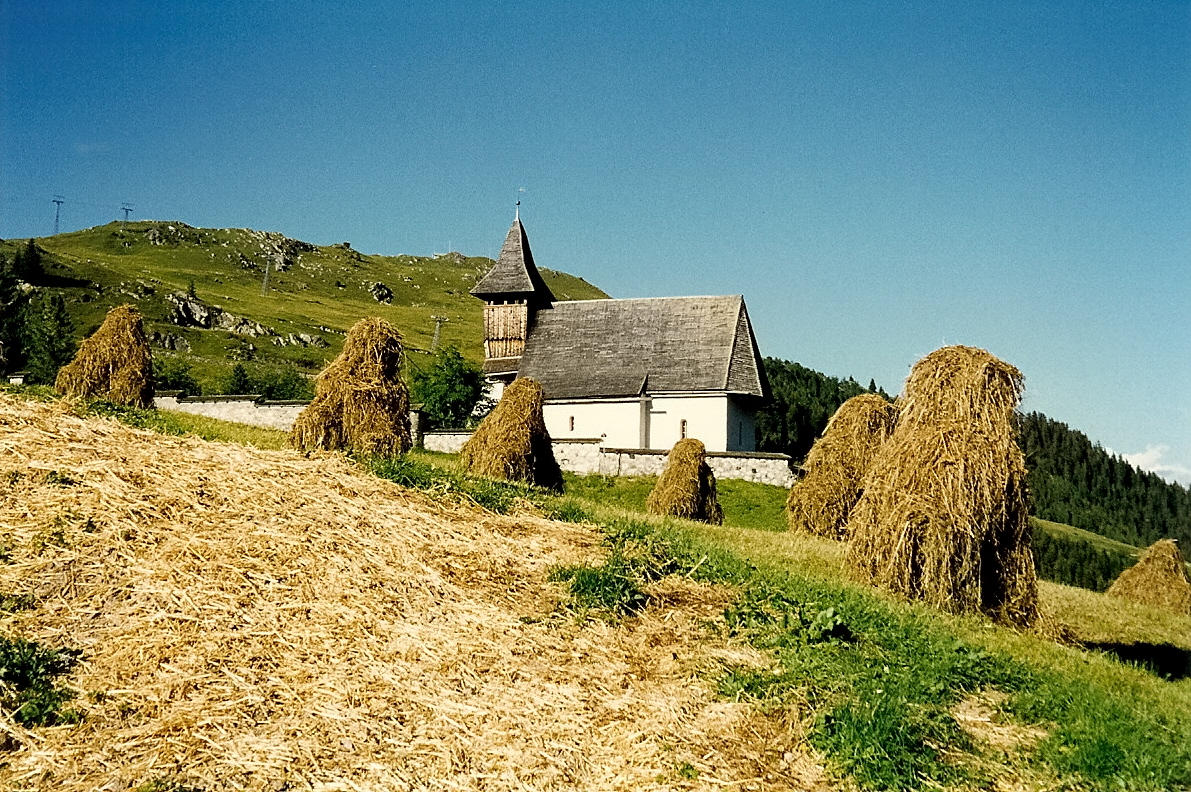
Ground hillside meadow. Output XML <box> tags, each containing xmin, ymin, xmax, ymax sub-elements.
<box><xmin>1</xmin><ymin>222</ymin><xmax>605</xmax><ymax>392</ymax></box>
<box><xmin>4</xmin><ymin>390</ymin><xmax>1187</xmax><ymax>792</ymax></box>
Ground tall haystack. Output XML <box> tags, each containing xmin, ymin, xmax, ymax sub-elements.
<box><xmin>1106</xmin><ymin>539</ymin><xmax>1191</xmax><ymax>615</ymax></box>
<box><xmin>845</xmin><ymin>345</ymin><xmax>1038</xmax><ymax>627</ymax></box>
<box><xmin>54</xmin><ymin>304</ymin><xmax>153</xmax><ymax>407</ymax></box>
<box><xmin>290</xmin><ymin>317</ymin><xmax>411</xmax><ymax>457</ymax></box>
<box><xmin>786</xmin><ymin>394</ymin><xmax>897</xmax><ymax>539</ymax></box>
<box><xmin>646</xmin><ymin>438</ymin><xmax>724</xmax><ymax>525</ymax></box>
<box><xmin>460</xmin><ymin>377</ymin><xmax>563</xmax><ymax>490</ymax></box>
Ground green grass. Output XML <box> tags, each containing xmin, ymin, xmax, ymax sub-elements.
<box><xmin>6</xmin><ymin>221</ymin><xmax>606</xmax><ymax>392</ymax></box>
<box><xmin>1033</xmin><ymin>517</ymin><xmax>1143</xmax><ymax>556</ymax></box>
<box><xmin>556</xmin><ymin>512</ymin><xmax>1191</xmax><ymax>792</ymax></box>
<box><xmin>562</xmin><ymin>472</ymin><xmax>789</xmax><ymax>531</ymax></box>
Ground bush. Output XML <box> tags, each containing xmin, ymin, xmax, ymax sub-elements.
<box><xmin>411</xmin><ymin>345</ymin><xmax>483</xmax><ymax>429</ymax></box>
<box><xmin>153</xmin><ymin>355</ymin><xmax>201</xmax><ymax>397</ymax></box>
<box><xmin>0</xmin><ymin>635</ymin><xmax>82</xmax><ymax>726</ymax></box>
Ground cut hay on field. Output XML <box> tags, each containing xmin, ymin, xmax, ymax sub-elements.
<box><xmin>460</xmin><ymin>377</ymin><xmax>563</xmax><ymax>491</ymax></box>
<box><xmin>647</xmin><ymin>438</ymin><xmax>725</xmax><ymax>525</ymax></box>
<box><xmin>786</xmin><ymin>394</ymin><xmax>896</xmax><ymax>539</ymax></box>
<box><xmin>845</xmin><ymin>345</ymin><xmax>1038</xmax><ymax>628</ymax></box>
<box><xmin>54</xmin><ymin>304</ymin><xmax>153</xmax><ymax>407</ymax></box>
<box><xmin>1106</xmin><ymin>539</ymin><xmax>1191</xmax><ymax>615</ymax></box>
<box><xmin>290</xmin><ymin>316</ymin><xmax>411</xmax><ymax>457</ymax></box>
<box><xmin>0</xmin><ymin>393</ymin><xmax>825</xmax><ymax>791</ymax></box>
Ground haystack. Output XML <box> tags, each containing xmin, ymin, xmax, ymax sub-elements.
<box><xmin>1106</xmin><ymin>539</ymin><xmax>1191</xmax><ymax>615</ymax></box>
<box><xmin>845</xmin><ymin>345</ymin><xmax>1038</xmax><ymax>627</ymax></box>
<box><xmin>646</xmin><ymin>438</ymin><xmax>724</xmax><ymax>525</ymax></box>
<box><xmin>786</xmin><ymin>394</ymin><xmax>896</xmax><ymax>539</ymax></box>
<box><xmin>459</xmin><ymin>377</ymin><xmax>563</xmax><ymax>490</ymax></box>
<box><xmin>290</xmin><ymin>317</ymin><xmax>411</xmax><ymax>457</ymax></box>
<box><xmin>54</xmin><ymin>303</ymin><xmax>153</xmax><ymax>407</ymax></box>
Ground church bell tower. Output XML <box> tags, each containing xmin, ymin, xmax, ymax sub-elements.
<box><xmin>470</xmin><ymin>211</ymin><xmax>555</xmax><ymax>380</ymax></box>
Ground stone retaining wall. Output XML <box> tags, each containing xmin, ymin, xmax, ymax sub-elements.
<box><xmin>423</xmin><ymin>432</ymin><xmax>792</xmax><ymax>486</ymax></box>
<box><xmin>596</xmin><ymin>448</ymin><xmax>795</xmax><ymax>487</ymax></box>
<box><xmin>155</xmin><ymin>393</ymin><xmax>309</xmax><ymax>432</ymax></box>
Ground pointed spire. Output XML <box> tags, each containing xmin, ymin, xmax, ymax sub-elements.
<box><xmin>470</xmin><ymin>213</ymin><xmax>556</xmax><ymax>307</ymax></box>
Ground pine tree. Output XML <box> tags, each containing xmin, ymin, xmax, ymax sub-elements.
<box><xmin>22</xmin><ymin>292</ymin><xmax>75</xmax><ymax>384</ymax></box>
<box><xmin>225</xmin><ymin>363</ymin><xmax>253</xmax><ymax>394</ymax></box>
<box><xmin>0</xmin><ymin>254</ymin><xmax>25</xmax><ymax>372</ymax></box>
<box><xmin>13</xmin><ymin>239</ymin><xmax>44</xmax><ymax>283</ymax></box>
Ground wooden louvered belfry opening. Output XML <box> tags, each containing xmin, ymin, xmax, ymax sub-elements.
<box><xmin>483</xmin><ymin>299</ymin><xmax>530</xmax><ymax>361</ymax></box>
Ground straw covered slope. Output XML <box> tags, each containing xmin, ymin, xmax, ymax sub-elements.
<box><xmin>461</xmin><ymin>377</ymin><xmax>563</xmax><ymax>491</ymax></box>
<box><xmin>647</xmin><ymin>439</ymin><xmax>725</xmax><ymax>525</ymax></box>
<box><xmin>846</xmin><ymin>346</ymin><xmax>1038</xmax><ymax>628</ymax></box>
<box><xmin>1106</xmin><ymin>539</ymin><xmax>1191</xmax><ymax>615</ymax></box>
<box><xmin>0</xmin><ymin>394</ymin><xmax>826</xmax><ymax>791</ymax></box>
<box><xmin>786</xmin><ymin>394</ymin><xmax>896</xmax><ymax>540</ymax></box>
<box><xmin>54</xmin><ymin>303</ymin><xmax>153</xmax><ymax>407</ymax></box>
<box><xmin>290</xmin><ymin>316</ymin><xmax>411</xmax><ymax>457</ymax></box>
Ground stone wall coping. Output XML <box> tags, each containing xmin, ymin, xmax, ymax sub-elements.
<box><xmin>706</xmin><ymin>450</ymin><xmax>791</xmax><ymax>461</ymax></box>
<box><xmin>424</xmin><ymin>430</ymin><xmax>473</xmax><ymax>436</ymax></box>
<box><xmin>165</xmin><ymin>394</ymin><xmax>312</xmax><ymax>407</ymax></box>
<box><xmin>172</xmin><ymin>394</ymin><xmax>265</xmax><ymax>403</ymax></box>
<box><xmin>553</xmin><ymin>438</ymin><xmax>604</xmax><ymax>445</ymax></box>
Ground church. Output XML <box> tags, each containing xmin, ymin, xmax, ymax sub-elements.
<box><xmin>471</xmin><ymin>215</ymin><xmax>770</xmax><ymax>453</ymax></box>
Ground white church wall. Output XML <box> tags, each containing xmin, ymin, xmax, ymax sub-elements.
<box><xmin>726</xmin><ymin>397</ymin><xmax>758</xmax><ymax>452</ymax></box>
<box><xmin>647</xmin><ymin>394</ymin><xmax>729</xmax><ymax>451</ymax></box>
<box><xmin>543</xmin><ymin>400</ymin><xmax>641</xmax><ymax>448</ymax></box>
<box><xmin>544</xmin><ymin>394</ymin><xmax>741</xmax><ymax>452</ymax></box>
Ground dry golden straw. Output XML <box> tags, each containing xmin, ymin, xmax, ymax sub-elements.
<box><xmin>54</xmin><ymin>304</ymin><xmax>153</xmax><ymax>407</ymax></box>
<box><xmin>0</xmin><ymin>393</ymin><xmax>820</xmax><ymax>790</ymax></box>
<box><xmin>786</xmin><ymin>394</ymin><xmax>896</xmax><ymax>539</ymax></box>
<box><xmin>647</xmin><ymin>438</ymin><xmax>724</xmax><ymax>525</ymax></box>
<box><xmin>845</xmin><ymin>345</ymin><xmax>1038</xmax><ymax>628</ymax></box>
<box><xmin>1106</xmin><ymin>539</ymin><xmax>1191</xmax><ymax>615</ymax></box>
<box><xmin>460</xmin><ymin>377</ymin><xmax>563</xmax><ymax>491</ymax></box>
<box><xmin>290</xmin><ymin>316</ymin><xmax>411</xmax><ymax>457</ymax></box>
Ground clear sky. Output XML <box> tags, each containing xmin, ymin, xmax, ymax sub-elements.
<box><xmin>2</xmin><ymin>1</ymin><xmax>1189</xmax><ymax>484</ymax></box>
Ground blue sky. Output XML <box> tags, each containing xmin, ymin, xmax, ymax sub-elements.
<box><xmin>2</xmin><ymin>1</ymin><xmax>1189</xmax><ymax>484</ymax></box>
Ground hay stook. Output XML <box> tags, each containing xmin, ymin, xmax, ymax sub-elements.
<box><xmin>646</xmin><ymin>438</ymin><xmax>724</xmax><ymax>525</ymax></box>
<box><xmin>460</xmin><ymin>377</ymin><xmax>563</xmax><ymax>491</ymax></box>
<box><xmin>786</xmin><ymin>393</ymin><xmax>896</xmax><ymax>540</ymax></box>
<box><xmin>845</xmin><ymin>345</ymin><xmax>1038</xmax><ymax>628</ymax></box>
<box><xmin>290</xmin><ymin>316</ymin><xmax>411</xmax><ymax>457</ymax></box>
<box><xmin>54</xmin><ymin>303</ymin><xmax>153</xmax><ymax>407</ymax></box>
<box><xmin>1106</xmin><ymin>539</ymin><xmax>1191</xmax><ymax>615</ymax></box>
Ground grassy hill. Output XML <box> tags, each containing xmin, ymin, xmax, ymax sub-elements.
<box><xmin>1</xmin><ymin>221</ymin><xmax>606</xmax><ymax>392</ymax></box>
<box><xmin>4</xmin><ymin>389</ymin><xmax>1188</xmax><ymax>792</ymax></box>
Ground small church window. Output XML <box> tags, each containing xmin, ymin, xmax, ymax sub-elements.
<box><xmin>680</xmin><ymin>419</ymin><xmax>688</xmax><ymax>439</ymax></box>
<box><xmin>569</xmin><ymin>416</ymin><xmax>575</xmax><ymax>431</ymax></box>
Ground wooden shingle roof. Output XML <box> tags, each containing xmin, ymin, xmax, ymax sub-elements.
<box><xmin>470</xmin><ymin>218</ymin><xmax>556</xmax><ymax>307</ymax></box>
<box><xmin>517</xmin><ymin>295</ymin><xmax>768</xmax><ymax>401</ymax></box>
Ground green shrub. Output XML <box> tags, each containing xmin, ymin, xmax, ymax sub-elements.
<box><xmin>0</xmin><ymin>635</ymin><xmax>82</xmax><ymax>726</ymax></box>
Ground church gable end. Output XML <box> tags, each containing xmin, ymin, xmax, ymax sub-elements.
<box><xmin>725</xmin><ymin>299</ymin><xmax>768</xmax><ymax>399</ymax></box>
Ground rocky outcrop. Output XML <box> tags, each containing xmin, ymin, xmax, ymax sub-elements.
<box><xmin>165</xmin><ymin>293</ymin><xmax>271</xmax><ymax>338</ymax></box>
<box><xmin>369</xmin><ymin>282</ymin><xmax>393</xmax><ymax>304</ymax></box>
<box><xmin>272</xmin><ymin>333</ymin><xmax>329</xmax><ymax>348</ymax></box>
<box><xmin>149</xmin><ymin>331</ymin><xmax>191</xmax><ymax>352</ymax></box>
